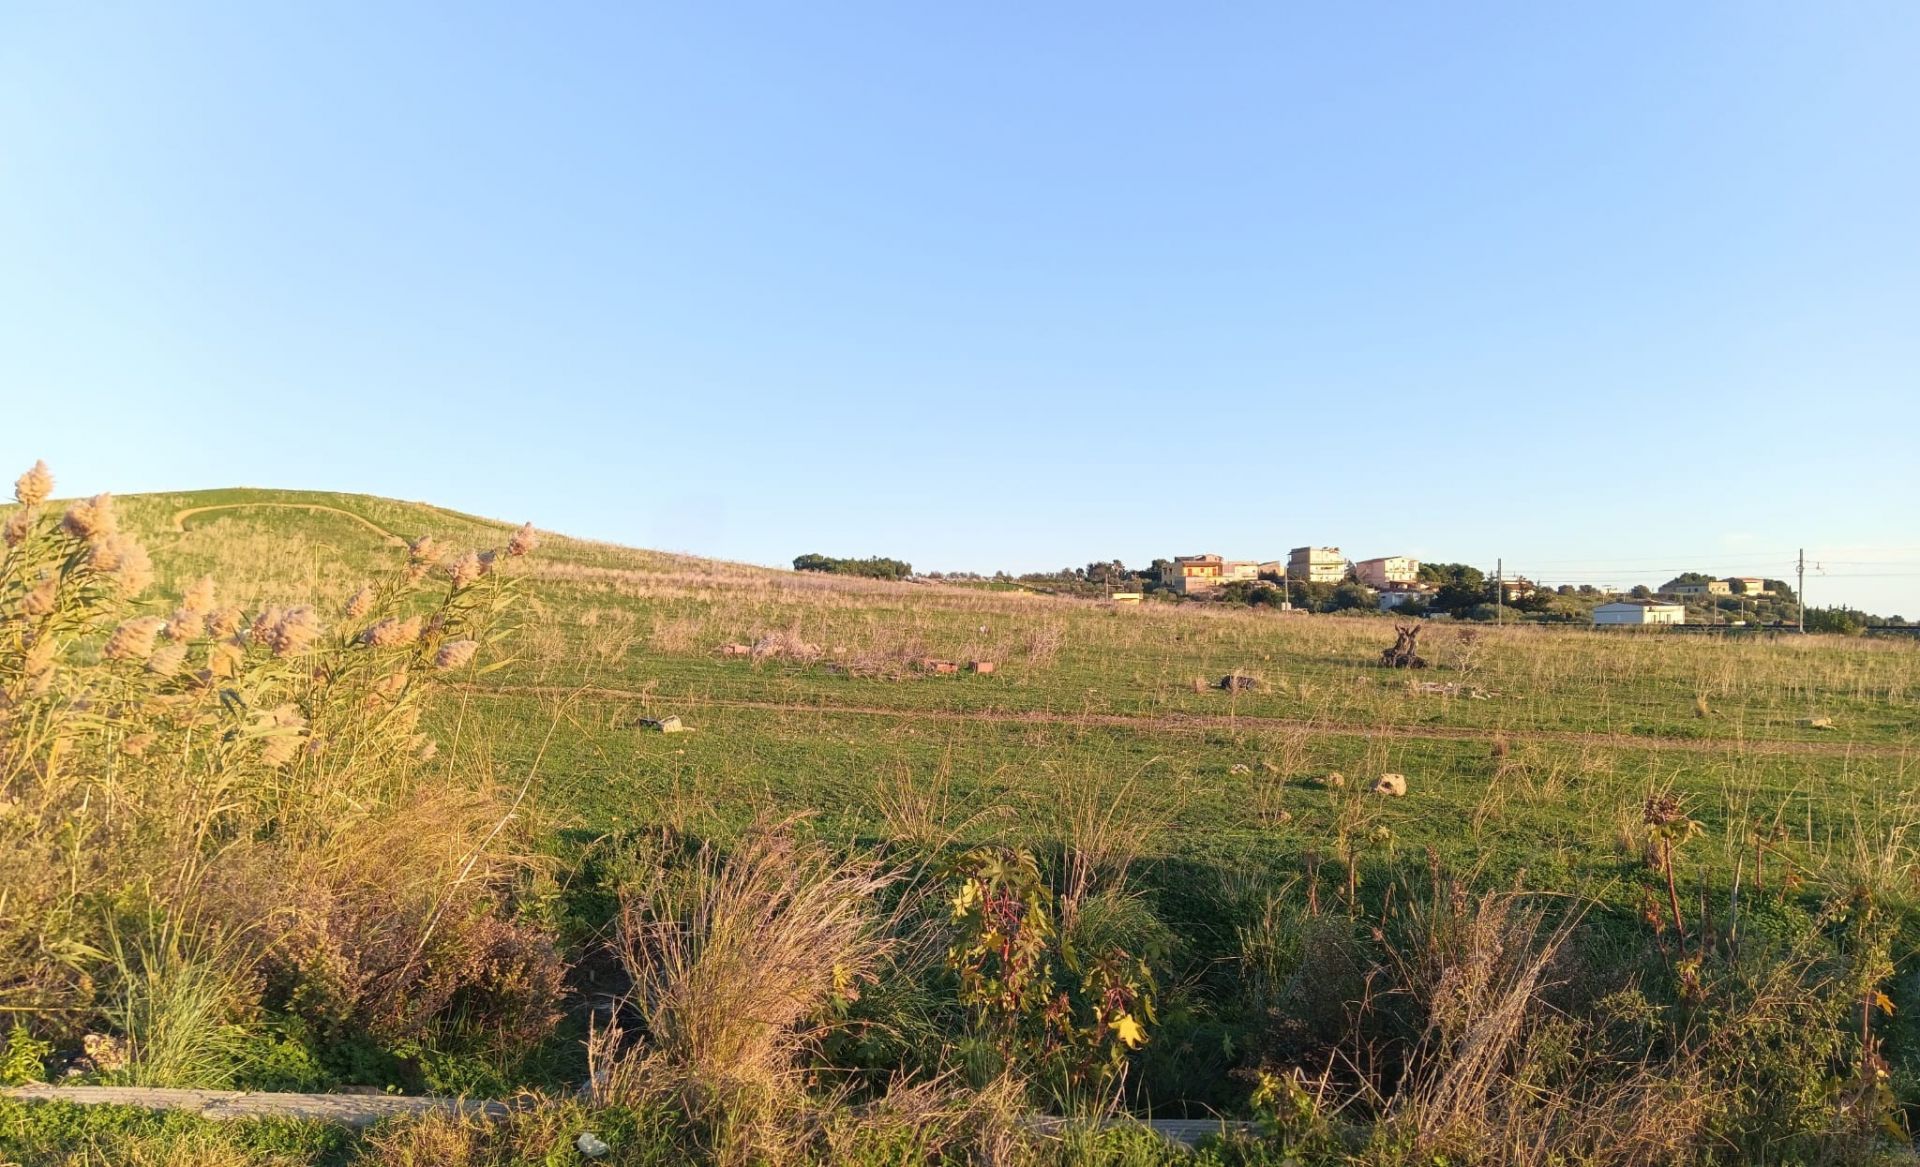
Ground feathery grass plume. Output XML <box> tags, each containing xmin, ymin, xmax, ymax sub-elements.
<box><xmin>88</xmin><ymin>533</ymin><xmax>153</xmax><ymax>596</ymax></box>
<box><xmin>146</xmin><ymin>642</ymin><xmax>188</xmax><ymax>678</ymax></box>
<box><xmin>506</xmin><ymin>522</ymin><xmax>538</xmax><ymax>558</ymax></box>
<box><xmin>433</xmin><ymin>639</ymin><xmax>478</xmax><ymax>671</ymax></box>
<box><xmin>267</xmin><ymin>607</ymin><xmax>322</xmax><ymax>657</ymax></box>
<box><xmin>408</xmin><ymin>534</ymin><xmax>439</xmax><ymax>564</ymax></box>
<box><xmin>120</xmin><ymin>732</ymin><xmax>157</xmax><ymax>758</ymax></box>
<box><xmin>372</xmin><ymin>669</ymin><xmax>409</xmax><ymax>698</ymax></box>
<box><xmin>478</xmin><ymin>549</ymin><xmax>498</xmax><ymax>576</ymax></box>
<box><xmin>13</xmin><ymin>460</ymin><xmax>52</xmax><ymax>507</ymax></box>
<box><xmin>3</xmin><ymin>506</ymin><xmax>36</xmax><ymax>547</ymax></box>
<box><xmin>21</xmin><ymin>576</ymin><xmax>56</xmax><ymax>617</ymax></box>
<box><xmin>360</xmin><ymin>615</ymin><xmax>422</xmax><ymax>649</ymax></box>
<box><xmin>22</xmin><ymin>634</ymin><xmax>57</xmax><ymax>677</ymax></box>
<box><xmin>205</xmin><ymin>607</ymin><xmax>244</xmax><ymax>638</ymax></box>
<box><xmin>259</xmin><ymin>732</ymin><xmax>302</xmax><ymax>768</ymax></box>
<box><xmin>448</xmin><ymin>551</ymin><xmax>484</xmax><ymax>590</ymax></box>
<box><xmin>179</xmin><ymin>576</ymin><xmax>217</xmax><ymax>616</ymax></box>
<box><xmin>344</xmin><ymin>585</ymin><xmax>375</xmax><ymax>621</ymax></box>
<box><xmin>104</xmin><ymin>616</ymin><xmax>167</xmax><ymax>663</ymax></box>
<box><xmin>259</xmin><ymin>702</ymin><xmax>309</xmax><ymax>766</ymax></box>
<box><xmin>59</xmin><ymin>492</ymin><xmax>116</xmax><ymax>542</ymax></box>
<box><xmin>247</xmin><ymin>606</ymin><xmax>285</xmax><ymax>646</ymax></box>
<box><xmin>164</xmin><ymin>606</ymin><xmax>203</xmax><ymax>641</ymax></box>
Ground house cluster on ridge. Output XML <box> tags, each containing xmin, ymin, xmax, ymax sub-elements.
<box><xmin>1162</xmin><ymin>547</ymin><xmax>1434</xmax><ymax>609</ymax></box>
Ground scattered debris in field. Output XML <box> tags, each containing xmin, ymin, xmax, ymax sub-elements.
<box><xmin>637</xmin><ymin>715</ymin><xmax>691</xmax><ymax>733</ymax></box>
<box><xmin>1410</xmin><ymin>680</ymin><xmax>1500</xmax><ymax>699</ymax></box>
<box><xmin>1372</xmin><ymin>773</ymin><xmax>1407</xmax><ymax>796</ymax></box>
<box><xmin>752</xmin><ymin>631</ymin><xmax>821</xmax><ymax>661</ymax></box>
<box><xmin>1800</xmin><ymin>716</ymin><xmax>1836</xmax><ymax>730</ymax></box>
<box><xmin>1229</xmin><ymin>763</ymin><xmax>1252</xmax><ymax>775</ymax></box>
<box><xmin>1379</xmin><ymin>624</ymin><xmax>1428</xmax><ymax>669</ymax></box>
<box><xmin>717</xmin><ymin>643</ymin><xmax>752</xmax><ymax>657</ymax></box>
<box><xmin>916</xmin><ymin>657</ymin><xmax>960</xmax><ymax>674</ymax></box>
<box><xmin>577</xmin><ymin>1132</ymin><xmax>611</xmax><ymax>1158</ymax></box>
<box><xmin>1321</xmin><ymin>772</ymin><xmax>1346</xmax><ymax>789</ymax></box>
<box><xmin>968</xmin><ymin>660</ymin><xmax>996</xmax><ymax>675</ymax></box>
<box><xmin>1217</xmin><ymin>673</ymin><xmax>1260</xmax><ymax>692</ymax></box>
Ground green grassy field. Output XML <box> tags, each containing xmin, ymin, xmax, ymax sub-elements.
<box><xmin>132</xmin><ymin>487</ymin><xmax>1919</xmax><ymax>872</ymax></box>
<box><xmin>9</xmin><ymin>484</ymin><xmax>1920</xmax><ymax>1165</ymax></box>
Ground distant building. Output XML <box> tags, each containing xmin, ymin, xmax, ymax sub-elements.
<box><xmin>1287</xmin><ymin>546</ymin><xmax>1346</xmax><ymax>584</ymax></box>
<box><xmin>1498</xmin><ymin>577</ymin><xmax>1539</xmax><ymax>601</ymax></box>
<box><xmin>1354</xmin><ymin>556</ymin><xmax>1419</xmax><ymax>589</ymax></box>
<box><xmin>1725</xmin><ymin>577</ymin><xmax>1772</xmax><ymax>596</ymax></box>
<box><xmin>1163</xmin><ymin>555</ymin><xmax>1270</xmax><ymax>595</ymax></box>
<box><xmin>1109</xmin><ymin>591</ymin><xmax>1143</xmax><ymax>605</ymax></box>
<box><xmin>1661</xmin><ymin>578</ymin><xmax>1731</xmax><ymax>598</ymax></box>
<box><xmin>1164</xmin><ymin>554</ymin><xmax>1225</xmax><ymax>595</ymax></box>
<box><xmin>1378</xmin><ymin>583</ymin><xmax>1436</xmax><ymax>611</ymax></box>
<box><xmin>1595</xmin><ymin>600</ymin><xmax>1686</xmax><ymax>626</ymax></box>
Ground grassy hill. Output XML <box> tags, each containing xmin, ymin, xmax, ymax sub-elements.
<box><xmin>8</xmin><ymin>482</ymin><xmax>1920</xmax><ymax>1165</ymax></box>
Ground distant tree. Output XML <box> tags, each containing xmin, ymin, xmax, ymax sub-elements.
<box><xmin>1420</xmin><ymin>563</ymin><xmax>1486</xmax><ymax>590</ymax></box>
<box><xmin>1804</xmin><ymin>606</ymin><xmax>1868</xmax><ymax>635</ymax></box>
<box><xmin>792</xmin><ymin>554</ymin><xmax>912</xmax><ymax>581</ymax></box>
<box><xmin>1330</xmin><ymin>581</ymin><xmax>1376</xmax><ymax>612</ymax></box>
<box><xmin>1149</xmin><ymin>558</ymin><xmax>1174</xmax><ymax>584</ymax></box>
<box><xmin>1629</xmin><ymin>585</ymin><xmax>1654</xmax><ymax>599</ymax></box>
<box><xmin>1085</xmin><ymin>560</ymin><xmax>1130</xmax><ymax>585</ymax></box>
<box><xmin>1219</xmin><ymin>581</ymin><xmax>1289</xmax><ymax>608</ymax></box>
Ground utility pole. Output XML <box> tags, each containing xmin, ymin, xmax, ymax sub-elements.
<box><xmin>1796</xmin><ymin>548</ymin><xmax>1805</xmax><ymax>633</ymax></box>
<box><xmin>1495</xmin><ymin>558</ymin><xmax>1503</xmax><ymax>624</ymax></box>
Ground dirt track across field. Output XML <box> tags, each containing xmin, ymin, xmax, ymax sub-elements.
<box><xmin>461</xmin><ymin>683</ymin><xmax>1915</xmax><ymax>759</ymax></box>
<box><xmin>171</xmin><ymin>502</ymin><xmax>406</xmax><ymax>545</ymax></box>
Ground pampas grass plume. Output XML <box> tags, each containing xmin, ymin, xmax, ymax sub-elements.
<box><xmin>60</xmin><ymin>493</ymin><xmax>116</xmax><ymax>542</ymax></box>
<box><xmin>434</xmin><ymin>639</ymin><xmax>479</xmax><ymax>671</ymax></box>
<box><xmin>104</xmin><ymin>616</ymin><xmax>166</xmax><ymax>663</ymax></box>
<box><xmin>13</xmin><ymin>460</ymin><xmax>52</xmax><ymax>507</ymax></box>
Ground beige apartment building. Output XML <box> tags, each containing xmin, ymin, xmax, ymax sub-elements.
<box><xmin>1287</xmin><ymin>546</ymin><xmax>1346</xmax><ymax>584</ymax></box>
<box><xmin>1353</xmin><ymin>555</ymin><xmax>1419</xmax><ymax>588</ymax></box>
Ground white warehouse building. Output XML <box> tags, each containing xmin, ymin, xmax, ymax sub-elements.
<box><xmin>1593</xmin><ymin>600</ymin><xmax>1686</xmax><ymax>626</ymax></box>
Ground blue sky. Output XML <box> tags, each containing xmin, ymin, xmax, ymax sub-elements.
<box><xmin>3</xmin><ymin>3</ymin><xmax>1915</xmax><ymax>613</ymax></box>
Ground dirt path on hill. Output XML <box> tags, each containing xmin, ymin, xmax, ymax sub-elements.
<box><xmin>461</xmin><ymin>683</ymin><xmax>1915</xmax><ymax>760</ymax></box>
<box><xmin>170</xmin><ymin>502</ymin><xmax>407</xmax><ymax>545</ymax></box>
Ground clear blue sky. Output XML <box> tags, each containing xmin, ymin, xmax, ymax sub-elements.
<box><xmin>4</xmin><ymin>3</ymin><xmax>1916</xmax><ymax>614</ymax></box>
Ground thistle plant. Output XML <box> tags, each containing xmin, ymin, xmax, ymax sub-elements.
<box><xmin>943</xmin><ymin>847</ymin><xmax>1154</xmax><ymax>1100</ymax></box>
<box><xmin>1644</xmin><ymin>791</ymin><xmax>1701</xmax><ymax>939</ymax></box>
